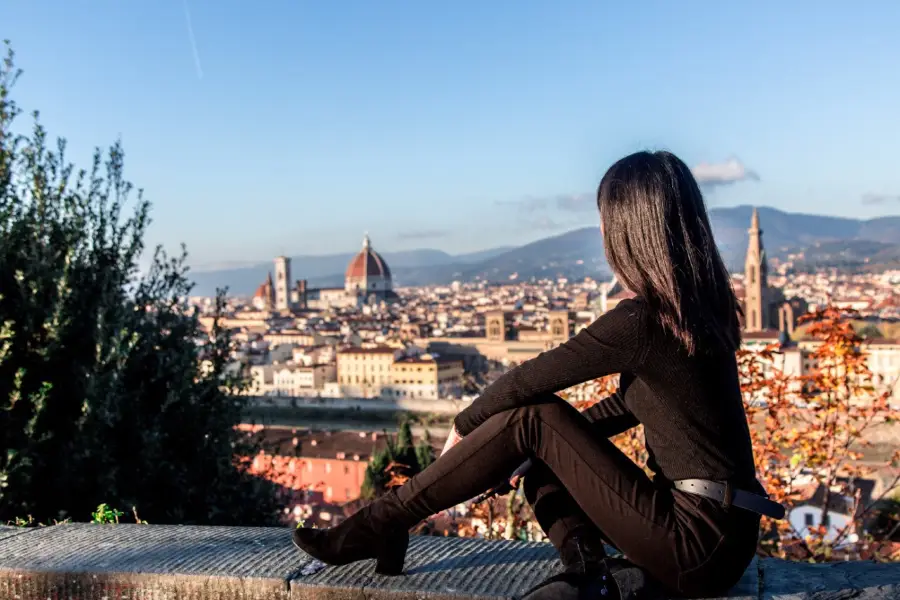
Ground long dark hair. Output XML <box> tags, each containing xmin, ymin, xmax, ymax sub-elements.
<box><xmin>597</xmin><ymin>150</ymin><xmax>741</xmax><ymax>354</ymax></box>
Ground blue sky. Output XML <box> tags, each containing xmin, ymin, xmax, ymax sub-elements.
<box><xmin>5</xmin><ymin>0</ymin><xmax>900</xmax><ymax>268</ymax></box>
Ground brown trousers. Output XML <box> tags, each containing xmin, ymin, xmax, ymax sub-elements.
<box><xmin>395</xmin><ymin>395</ymin><xmax>759</xmax><ymax>597</ymax></box>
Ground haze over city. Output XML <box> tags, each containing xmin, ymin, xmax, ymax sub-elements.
<box><xmin>5</xmin><ymin>0</ymin><xmax>900</xmax><ymax>270</ymax></box>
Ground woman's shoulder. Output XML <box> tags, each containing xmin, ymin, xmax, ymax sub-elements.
<box><xmin>605</xmin><ymin>296</ymin><xmax>647</xmax><ymax>322</ymax></box>
<box><xmin>590</xmin><ymin>296</ymin><xmax>650</xmax><ymax>339</ymax></box>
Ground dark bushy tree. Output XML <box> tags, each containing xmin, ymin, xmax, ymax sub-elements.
<box><xmin>360</xmin><ymin>443</ymin><xmax>393</xmax><ymax>500</ymax></box>
<box><xmin>395</xmin><ymin>418</ymin><xmax>418</xmax><ymax>470</ymax></box>
<box><xmin>415</xmin><ymin>430</ymin><xmax>435</xmax><ymax>470</ymax></box>
<box><xmin>360</xmin><ymin>420</ymin><xmax>434</xmax><ymax>500</ymax></box>
<box><xmin>0</xmin><ymin>42</ymin><xmax>278</xmax><ymax>525</ymax></box>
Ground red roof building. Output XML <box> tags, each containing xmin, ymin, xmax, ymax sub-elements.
<box><xmin>344</xmin><ymin>234</ymin><xmax>394</xmax><ymax>299</ymax></box>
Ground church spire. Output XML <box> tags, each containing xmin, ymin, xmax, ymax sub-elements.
<box><xmin>743</xmin><ymin>206</ymin><xmax>769</xmax><ymax>332</ymax></box>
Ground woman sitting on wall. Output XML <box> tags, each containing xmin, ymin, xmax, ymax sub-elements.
<box><xmin>291</xmin><ymin>150</ymin><xmax>783</xmax><ymax>599</ymax></box>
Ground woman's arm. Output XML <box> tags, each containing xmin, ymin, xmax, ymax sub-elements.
<box><xmin>454</xmin><ymin>299</ymin><xmax>647</xmax><ymax>436</ymax></box>
<box><xmin>582</xmin><ymin>387</ymin><xmax>640</xmax><ymax>438</ymax></box>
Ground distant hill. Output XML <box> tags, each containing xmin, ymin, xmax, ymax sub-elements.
<box><xmin>188</xmin><ymin>245</ymin><xmax>515</xmax><ymax>295</ymax></box>
<box><xmin>789</xmin><ymin>239</ymin><xmax>900</xmax><ymax>272</ymax></box>
<box><xmin>188</xmin><ymin>206</ymin><xmax>900</xmax><ymax>296</ymax></box>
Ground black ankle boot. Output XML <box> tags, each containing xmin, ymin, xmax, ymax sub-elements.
<box><xmin>558</xmin><ymin>528</ymin><xmax>608</xmax><ymax>574</ymax></box>
<box><xmin>519</xmin><ymin>531</ymin><xmax>662</xmax><ymax>600</ymax></box>
<box><xmin>291</xmin><ymin>490</ymin><xmax>414</xmax><ymax>576</ymax></box>
<box><xmin>517</xmin><ymin>529</ymin><xmax>614</xmax><ymax>600</ymax></box>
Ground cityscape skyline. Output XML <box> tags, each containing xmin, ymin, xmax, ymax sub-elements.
<box><xmin>6</xmin><ymin>1</ymin><xmax>900</xmax><ymax>267</ymax></box>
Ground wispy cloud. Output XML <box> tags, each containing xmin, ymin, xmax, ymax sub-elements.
<box><xmin>497</xmin><ymin>192</ymin><xmax>595</xmax><ymax>214</ymax></box>
<box><xmin>183</xmin><ymin>0</ymin><xmax>204</xmax><ymax>80</ymax></box>
<box><xmin>496</xmin><ymin>192</ymin><xmax>596</xmax><ymax>233</ymax></box>
<box><xmin>554</xmin><ymin>193</ymin><xmax>594</xmax><ymax>212</ymax></box>
<box><xmin>495</xmin><ymin>196</ymin><xmax>548</xmax><ymax>213</ymax></box>
<box><xmin>692</xmin><ymin>158</ymin><xmax>759</xmax><ymax>188</ymax></box>
<box><xmin>861</xmin><ymin>192</ymin><xmax>900</xmax><ymax>205</ymax></box>
<box><xmin>396</xmin><ymin>229</ymin><xmax>450</xmax><ymax>241</ymax></box>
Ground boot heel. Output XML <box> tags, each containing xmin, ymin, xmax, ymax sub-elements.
<box><xmin>374</xmin><ymin>531</ymin><xmax>409</xmax><ymax>576</ymax></box>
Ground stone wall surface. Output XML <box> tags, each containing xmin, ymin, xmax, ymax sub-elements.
<box><xmin>0</xmin><ymin>524</ymin><xmax>896</xmax><ymax>599</ymax></box>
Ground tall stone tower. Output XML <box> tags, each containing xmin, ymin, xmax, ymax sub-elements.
<box><xmin>743</xmin><ymin>208</ymin><xmax>769</xmax><ymax>332</ymax></box>
<box><xmin>548</xmin><ymin>310</ymin><xmax>572</xmax><ymax>344</ymax></box>
<box><xmin>274</xmin><ymin>256</ymin><xmax>292</xmax><ymax>312</ymax></box>
<box><xmin>485</xmin><ymin>312</ymin><xmax>508</xmax><ymax>342</ymax></box>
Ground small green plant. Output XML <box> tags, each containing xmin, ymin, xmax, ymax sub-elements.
<box><xmin>9</xmin><ymin>514</ymin><xmax>34</xmax><ymax>527</ymax></box>
<box><xmin>91</xmin><ymin>504</ymin><xmax>124</xmax><ymax>524</ymax></box>
<box><xmin>131</xmin><ymin>506</ymin><xmax>147</xmax><ymax>524</ymax></box>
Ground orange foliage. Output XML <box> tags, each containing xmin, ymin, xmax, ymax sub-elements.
<box><xmin>741</xmin><ymin>307</ymin><xmax>900</xmax><ymax>561</ymax></box>
<box><xmin>456</xmin><ymin>306</ymin><xmax>900</xmax><ymax>562</ymax></box>
<box><xmin>384</xmin><ymin>461</ymin><xmax>412</xmax><ymax>489</ymax></box>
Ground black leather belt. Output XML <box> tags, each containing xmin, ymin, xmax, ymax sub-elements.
<box><xmin>674</xmin><ymin>479</ymin><xmax>786</xmax><ymax>520</ymax></box>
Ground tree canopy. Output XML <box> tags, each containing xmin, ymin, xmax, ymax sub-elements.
<box><xmin>0</xmin><ymin>42</ymin><xmax>278</xmax><ymax>525</ymax></box>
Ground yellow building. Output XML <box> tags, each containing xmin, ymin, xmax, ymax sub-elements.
<box><xmin>389</xmin><ymin>355</ymin><xmax>464</xmax><ymax>386</ymax></box>
<box><xmin>383</xmin><ymin>354</ymin><xmax>465</xmax><ymax>400</ymax></box>
<box><xmin>336</xmin><ymin>346</ymin><xmax>397</xmax><ymax>387</ymax></box>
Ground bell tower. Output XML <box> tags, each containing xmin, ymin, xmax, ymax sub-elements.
<box><xmin>485</xmin><ymin>312</ymin><xmax>508</xmax><ymax>342</ymax></box>
<box><xmin>743</xmin><ymin>208</ymin><xmax>769</xmax><ymax>332</ymax></box>
<box><xmin>274</xmin><ymin>256</ymin><xmax>291</xmax><ymax>312</ymax></box>
<box><xmin>548</xmin><ymin>310</ymin><xmax>572</xmax><ymax>344</ymax></box>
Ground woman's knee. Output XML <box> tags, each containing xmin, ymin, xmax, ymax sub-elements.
<box><xmin>521</xmin><ymin>393</ymin><xmax>580</xmax><ymax>423</ymax></box>
<box><xmin>522</xmin><ymin>461</ymin><xmax>552</xmax><ymax>502</ymax></box>
<box><xmin>522</xmin><ymin>461</ymin><xmax>568</xmax><ymax>506</ymax></box>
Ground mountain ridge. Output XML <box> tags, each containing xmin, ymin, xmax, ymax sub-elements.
<box><xmin>188</xmin><ymin>206</ymin><xmax>900</xmax><ymax>296</ymax></box>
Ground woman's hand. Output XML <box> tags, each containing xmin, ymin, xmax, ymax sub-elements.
<box><xmin>441</xmin><ymin>425</ymin><xmax>464</xmax><ymax>456</ymax></box>
<box><xmin>508</xmin><ymin>459</ymin><xmax>532</xmax><ymax>488</ymax></box>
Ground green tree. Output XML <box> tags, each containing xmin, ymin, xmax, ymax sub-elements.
<box><xmin>0</xmin><ymin>42</ymin><xmax>278</xmax><ymax>525</ymax></box>
<box><xmin>395</xmin><ymin>418</ymin><xmax>418</xmax><ymax>470</ymax></box>
<box><xmin>856</xmin><ymin>323</ymin><xmax>883</xmax><ymax>340</ymax></box>
<box><xmin>360</xmin><ymin>446</ymin><xmax>392</xmax><ymax>500</ymax></box>
<box><xmin>415</xmin><ymin>430</ymin><xmax>435</xmax><ymax>470</ymax></box>
<box><xmin>359</xmin><ymin>422</ymin><xmax>436</xmax><ymax>500</ymax></box>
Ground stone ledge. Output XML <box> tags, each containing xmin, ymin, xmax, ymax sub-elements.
<box><xmin>0</xmin><ymin>524</ymin><xmax>895</xmax><ymax>599</ymax></box>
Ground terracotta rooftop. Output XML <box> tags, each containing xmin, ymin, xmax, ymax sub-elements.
<box><xmin>345</xmin><ymin>234</ymin><xmax>392</xmax><ymax>280</ymax></box>
<box><xmin>245</xmin><ymin>427</ymin><xmax>443</xmax><ymax>460</ymax></box>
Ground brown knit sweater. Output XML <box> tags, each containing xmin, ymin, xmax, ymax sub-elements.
<box><xmin>454</xmin><ymin>298</ymin><xmax>759</xmax><ymax>486</ymax></box>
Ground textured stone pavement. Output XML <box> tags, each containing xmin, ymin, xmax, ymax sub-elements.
<box><xmin>0</xmin><ymin>524</ymin><xmax>896</xmax><ymax>599</ymax></box>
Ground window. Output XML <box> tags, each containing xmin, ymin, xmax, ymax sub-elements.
<box><xmin>804</xmin><ymin>514</ymin><xmax>813</xmax><ymax>526</ymax></box>
<box><xmin>326</xmin><ymin>487</ymin><xmax>333</xmax><ymax>498</ymax></box>
<box><xmin>821</xmin><ymin>514</ymin><xmax>830</xmax><ymax>527</ymax></box>
<box><xmin>307</xmin><ymin>462</ymin><xmax>313</xmax><ymax>473</ymax></box>
<box><xmin>344</xmin><ymin>465</ymin><xmax>349</xmax><ymax>474</ymax></box>
<box><xmin>748</xmin><ymin>265</ymin><xmax>756</xmax><ymax>284</ymax></box>
<box><xmin>345</xmin><ymin>488</ymin><xmax>351</xmax><ymax>499</ymax></box>
<box><xmin>325</xmin><ymin>462</ymin><xmax>332</xmax><ymax>474</ymax></box>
